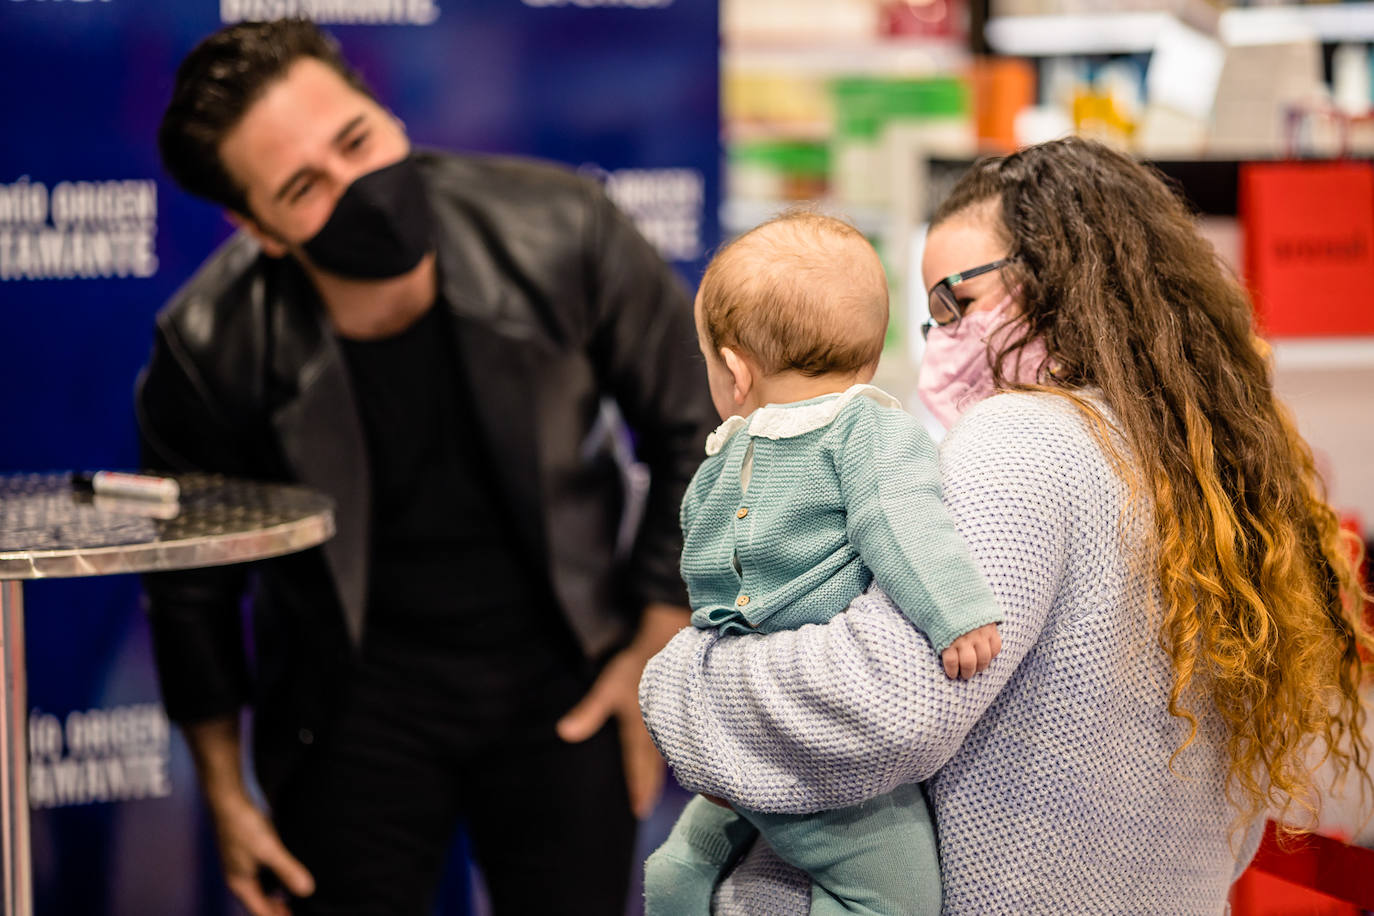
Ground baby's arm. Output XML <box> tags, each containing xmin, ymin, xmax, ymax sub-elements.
<box><xmin>832</xmin><ymin>401</ymin><xmax>1002</xmax><ymax>677</ymax></box>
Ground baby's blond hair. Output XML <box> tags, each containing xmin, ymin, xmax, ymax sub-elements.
<box><xmin>698</xmin><ymin>210</ymin><xmax>889</xmax><ymax>377</ymax></box>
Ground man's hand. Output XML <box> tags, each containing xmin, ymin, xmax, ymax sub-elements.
<box><xmin>556</xmin><ymin>602</ymin><xmax>689</xmax><ymax>819</ymax></box>
<box><xmin>211</xmin><ymin>794</ymin><xmax>316</xmax><ymax>916</ymax></box>
<box><xmin>184</xmin><ymin>717</ymin><xmax>315</xmax><ymax>916</ymax></box>
<box><xmin>941</xmin><ymin>622</ymin><xmax>1002</xmax><ymax>680</ymax></box>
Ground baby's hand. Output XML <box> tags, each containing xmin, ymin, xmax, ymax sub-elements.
<box><xmin>941</xmin><ymin>623</ymin><xmax>1002</xmax><ymax>680</ymax></box>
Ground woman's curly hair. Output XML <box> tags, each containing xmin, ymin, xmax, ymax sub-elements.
<box><xmin>933</xmin><ymin>136</ymin><xmax>1373</xmax><ymax>831</ymax></box>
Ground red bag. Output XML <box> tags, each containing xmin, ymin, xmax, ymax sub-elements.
<box><xmin>1240</xmin><ymin>161</ymin><xmax>1374</xmax><ymax>337</ymax></box>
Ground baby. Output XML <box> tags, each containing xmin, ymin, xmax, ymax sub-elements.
<box><xmin>642</xmin><ymin>212</ymin><xmax>1002</xmax><ymax>916</ymax></box>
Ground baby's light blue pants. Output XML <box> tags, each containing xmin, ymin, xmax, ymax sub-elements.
<box><xmin>644</xmin><ymin>780</ymin><xmax>940</xmax><ymax>916</ymax></box>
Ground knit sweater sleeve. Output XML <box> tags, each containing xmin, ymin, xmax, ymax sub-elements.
<box><xmin>639</xmin><ymin>393</ymin><xmax>1075</xmax><ymax>814</ymax></box>
<box><xmin>831</xmin><ymin>399</ymin><xmax>1002</xmax><ymax>653</ymax></box>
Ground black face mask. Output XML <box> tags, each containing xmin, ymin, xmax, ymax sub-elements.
<box><xmin>302</xmin><ymin>156</ymin><xmax>434</xmax><ymax>280</ymax></box>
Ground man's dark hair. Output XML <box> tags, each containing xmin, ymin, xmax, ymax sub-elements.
<box><xmin>158</xmin><ymin>20</ymin><xmax>376</xmax><ymax>215</ymax></box>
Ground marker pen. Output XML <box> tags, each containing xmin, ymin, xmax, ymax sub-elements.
<box><xmin>91</xmin><ymin>494</ymin><xmax>182</xmax><ymax>520</ymax></box>
<box><xmin>73</xmin><ymin>471</ymin><xmax>180</xmax><ymax>503</ymax></box>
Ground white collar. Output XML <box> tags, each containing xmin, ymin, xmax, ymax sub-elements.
<box><xmin>703</xmin><ymin>384</ymin><xmax>902</xmax><ymax>456</ymax></box>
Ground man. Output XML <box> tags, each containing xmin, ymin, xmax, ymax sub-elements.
<box><xmin>138</xmin><ymin>21</ymin><xmax>714</xmax><ymax>916</ymax></box>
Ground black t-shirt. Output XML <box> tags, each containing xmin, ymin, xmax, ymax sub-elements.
<box><xmin>337</xmin><ymin>303</ymin><xmax>567</xmax><ymax>660</ymax></box>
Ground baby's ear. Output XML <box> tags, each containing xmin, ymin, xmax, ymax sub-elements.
<box><xmin>719</xmin><ymin>347</ymin><xmax>754</xmax><ymax>405</ymax></box>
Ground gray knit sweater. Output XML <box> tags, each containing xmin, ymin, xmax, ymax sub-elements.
<box><xmin>640</xmin><ymin>392</ymin><xmax>1263</xmax><ymax>915</ymax></box>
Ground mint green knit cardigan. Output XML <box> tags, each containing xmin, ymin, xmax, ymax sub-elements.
<box><xmin>681</xmin><ymin>386</ymin><xmax>1000</xmax><ymax>652</ymax></box>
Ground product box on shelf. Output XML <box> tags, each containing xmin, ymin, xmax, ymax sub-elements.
<box><xmin>1240</xmin><ymin>160</ymin><xmax>1374</xmax><ymax>337</ymax></box>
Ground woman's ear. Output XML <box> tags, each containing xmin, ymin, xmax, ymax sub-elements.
<box><xmin>720</xmin><ymin>347</ymin><xmax>754</xmax><ymax>408</ymax></box>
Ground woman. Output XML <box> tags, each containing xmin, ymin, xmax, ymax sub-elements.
<box><xmin>638</xmin><ymin>137</ymin><xmax>1373</xmax><ymax>914</ymax></box>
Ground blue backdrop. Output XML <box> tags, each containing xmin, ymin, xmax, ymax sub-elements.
<box><xmin>0</xmin><ymin>2</ymin><xmax>718</xmax><ymax>912</ymax></box>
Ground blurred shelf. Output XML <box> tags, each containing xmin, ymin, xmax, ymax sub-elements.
<box><xmin>1221</xmin><ymin>2</ymin><xmax>1374</xmax><ymax>44</ymax></box>
<box><xmin>1270</xmin><ymin>337</ymin><xmax>1374</xmax><ymax>371</ymax></box>
<box><xmin>722</xmin><ymin>197</ymin><xmax>889</xmax><ymax>236</ymax></box>
<box><xmin>724</xmin><ymin>39</ymin><xmax>968</xmax><ymax>75</ymax></box>
<box><xmin>726</xmin><ymin>121</ymin><xmax>834</xmax><ymax>142</ymax></box>
<box><xmin>985</xmin><ymin>3</ymin><xmax>1374</xmax><ymax>56</ymax></box>
<box><xmin>985</xmin><ymin>11</ymin><xmax>1176</xmax><ymax>55</ymax></box>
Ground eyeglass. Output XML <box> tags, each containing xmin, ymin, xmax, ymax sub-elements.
<box><xmin>921</xmin><ymin>258</ymin><xmax>1015</xmax><ymax>340</ymax></box>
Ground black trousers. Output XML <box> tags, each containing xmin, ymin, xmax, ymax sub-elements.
<box><xmin>273</xmin><ymin>626</ymin><xmax>636</xmax><ymax>915</ymax></box>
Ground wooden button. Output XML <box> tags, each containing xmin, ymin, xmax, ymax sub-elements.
<box><xmin>736</xmin><ymin>595</ymin><xmax>750</xmax><ymax>607</ymax></box>
<box><xmin>736</xmin><ymin>507</ymin><xmax>749</xmax><ymax>519</ymax></box>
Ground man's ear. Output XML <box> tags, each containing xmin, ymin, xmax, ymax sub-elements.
<box><xmin>720</xmin><ymin>347</ymin><xmax>754</xmax><ymax>407</ymax></box>
<box><xmin>226</xmin><ymin>210</ymin><xmax>288</xmax><ymax>258</ymax></box>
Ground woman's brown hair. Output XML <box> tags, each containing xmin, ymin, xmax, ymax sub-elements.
<box><xmin>933</xmin><ymin>136</ymin><xmax>1372</xmax><ymax>830</ymax></box>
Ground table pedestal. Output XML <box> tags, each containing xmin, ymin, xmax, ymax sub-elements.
<box><xmin>0</xmin><ymin>582</ymin><xmax>29</xmax><ymax>916</ymax></box>
<box><xmin>0</xmin><ymin>472</ymin><xmax>334</xmax><ymax>915</ymax></box>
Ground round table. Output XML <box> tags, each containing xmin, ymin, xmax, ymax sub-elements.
<box><xmin>0</xmin><ymin>473</ymin><xmax>334</xmax><ymax>916</ymax></box>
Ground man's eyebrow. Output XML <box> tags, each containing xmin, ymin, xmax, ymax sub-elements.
<box><xmin>273</xmin><ymin>166</ymin><xmax>314</xmax><ymax>203</ymax></box>
<box><xmin>272</xmin><ymin>115</ymin><xmax>369</xmax><ymax>202</ymax></box>
<box><xmin>332</xmin><ymin>114</ymin><xmax>367</xmax><ymax>147</ymax></box>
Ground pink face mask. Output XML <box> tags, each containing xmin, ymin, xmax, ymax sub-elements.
<box><xmin>917</xmin><ymin>296</ymin><xmax>1048</xmax><ymax>430</ymax></box>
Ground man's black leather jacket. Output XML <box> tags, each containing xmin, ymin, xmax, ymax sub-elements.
<box><xmin>136</xmin><ymin>150</ymin><xmax>715</xmax><ymax>800</ymax></box>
